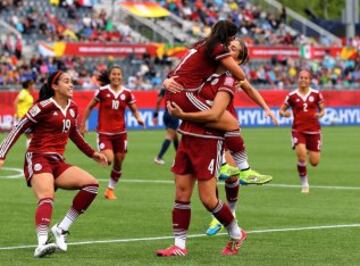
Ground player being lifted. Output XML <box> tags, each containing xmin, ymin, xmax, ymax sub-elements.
<box><xmin>80</xmin><ymin>66</ymin><xmax>144</xmax><ymax>200</ymax></box>
<box><xmin>0</xmin><ymin>71</ymin><xmax>107</xmax><ymax>258</ymax></box>
<box><xmin>279</xmin><ymin>70</ymin><xmax>325</xmax><ymax>193</ymax></box>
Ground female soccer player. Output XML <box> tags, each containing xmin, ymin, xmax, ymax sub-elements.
<box><xmin>14</xmin><ymin>80</ymin><xmax>35</xmax><ymax>147</ymax></box>
<box><xmin>279</xmin><ymin>70</ymin><xmax>325</xmax><ymax>193</ymax></box>
<box><xmin>167</xmin><ymin>38</ymin><xmax>276</xmax><ymax>237</ymax></box>
<box><xmin>156</xmin><ymin>61</ymin><xmax>247</xmax><ymax>257</ymax></box>
<box><xmin>0</xmin><ymin>71</ymin><xmax>108</xmax><ymax>258</ymax></box>
<box><xmin>153</xmin><ymin>88</ymin><xmax>179</xmax><ymax>165</ymax></box>
<box><xmin>164</xmin><ymin>20</ymin><xmax>277</xmax><ymax>131</ymax></box>
<box><xmin>80</xmin><ymin>66</ymin><xmax>144</xmax><ymax>200</ymax></box>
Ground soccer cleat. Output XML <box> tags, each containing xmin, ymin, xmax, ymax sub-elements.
<box><xmin>218</xmin><ymin>164</ymin><xmax>241</xmax><ymax>181</ymax></box>
<box><xmin>221</xmin><ymin>229</ymin><xmax>247</xmax><ymax>256</ymax></box>
<box><xmin>156</xmin><ymin>245</ymin><xmax>188</xmax><ymax>257</ymax></box>
<box><xmin>104</xmin><ymin>187</ymin><xmax>117</xmax><ymax>200</ymax></box>
<box><xmin>301</xmin><ymin>186</ymin><xmax>310</xmax><ymax>193</ymax></box>
<box><xmin>34</xmin><ymin>243</ymin><xmax>57</xmax><ymax>258</ymax></box>
<box><xmin>206</xmin><ymin>217</ymin><xmax>223</xmax><ymax>236</ymax></box>
<box><xmin>154</xmin><ymin>157</ymin><xmax>165</xmax><ymax>165</ymax></box>
<box><xmin>239</xmin><ymin>169</ymin><xmax>273</xmax><ymax>185</ymax></box>
<box><xmin>51</xmin><ymin>224</ymin><xmax>69</xmax><ymax>252</ymax></box>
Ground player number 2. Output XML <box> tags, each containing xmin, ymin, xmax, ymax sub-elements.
<box><xmin>112</xmin><ymin>100</ymin><xmax>119</xmax><ymax>110</ymax></box>
<box><xmin>62</xmin><ymin>119</ymin><xmax>71</xmax><ymax>133</ymax></box>
<box><xmin>303</xmin><ymin>103</ymin><xmax>308</xmax><ymax>112</ymax></box>
<box><xmin>208</xmin><ymin>159</ymin><xmax>215</xmax><ymax>174</ymax></box>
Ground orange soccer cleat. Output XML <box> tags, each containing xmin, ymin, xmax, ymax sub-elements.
<box><xmin>156</xmin><ymin>245</ymin><xmax>188</xmax><ymax>257</ymax></box>
<box><xmin>221</xmin><ymin>229</ymin><xmax>247</xmax><ymax>256</ymax></box>
<box><xmin>104</xmin><ymin>188</ymin><xmax>117</xmax><ymax>200</ymax></box>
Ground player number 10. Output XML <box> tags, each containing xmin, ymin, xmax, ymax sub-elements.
<box><xmin>112</xmin><ymin>100</ymin><xmax>119</xmax><ymax>110</ymax></box>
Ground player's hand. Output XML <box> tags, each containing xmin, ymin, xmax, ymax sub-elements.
<box><xmin>137</xmin><ymin>118</ymin><xmax>146</xmax><ymax>128</ymax></box>
<box><xmin>79</xmin><ymin>123</ymin><xmax>87</xmax><ymax>135</ymax></box>
<box><xmin>315</xmin><ymin>112</ymin><xmax>324</xmax><ymax>119</ymax></box>
<box><xmin>0</xmin><ymin>159</ymin><xmax>4</xmax><ymax>169</ymax></box>
<box><xmin>265</xmin><ymin>109</ymin><xmax>279</xmax><ymax>126</ymax></box>
<box><xmin>163</xmin><ymin>77</ymin><xmax>184</xmax><ymax>93</ymax></box>
<box><xmin>280</xmin><ymin>110</ymin><xmax>291</xmax><ymax>118</ymax></box>
<box><xmin>152</xmin><ymin>117</ymin><xmax>158</xmax><ymax>125</ymax></box>
<box><xmin>92</xmin><ymin>152</ymin><xmax>108</xmax><ymax>167</ymax></box>
<box><xmin>167</xmin><ymin>101</ymin><xmax>184</xmax><ymax>118</ymax></box>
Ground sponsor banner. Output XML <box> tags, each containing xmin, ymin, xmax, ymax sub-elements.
<box><xmin>119</xmin><ymin>2</ymin><xmax>170</xmax><ymax>17</ymax></box>
<box><xmin>1</xmin><ymin>91</ymin><xmax>360</xmax><ymax>130</ymax></box>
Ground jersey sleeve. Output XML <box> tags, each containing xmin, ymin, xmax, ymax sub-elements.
<box><xmin>69</xmin><ymin>106</ymin><xmax>95</xmax><ymax>158</ymax></box>
<box><xmin>212</xmin><ymin>43</ymin><xmax>231</xmax><ymax>61</ymax></box>
<box><xmin>94</xmin><ymin>88</ymin><xmax>101</xmax><ymax>102</ymax></box>
<box><xmin>218</xmin><ymin>76</ymin><xmax>236</xmax><ymax>97</ymax></box>
<box><xmin>0</xmin><ymin>116</ymin><xmax>34</xmax><ymax>159</ymax></box>
<box><xmin>318</xmin><ymin>91</ymin><xmax>324</xmax><ymax>104</ymax></box>
<box><xmin>127</xmin><ymin>91</ymin><xmax>136</xmax><ymax>105</ymax></box>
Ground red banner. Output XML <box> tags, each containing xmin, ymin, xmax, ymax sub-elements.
<box><xmin>63</xmin><ymin>43</ymin><xmax>159</xmax><ymax>57</ymax></box>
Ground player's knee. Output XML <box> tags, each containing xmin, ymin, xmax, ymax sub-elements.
<box><xmin>201</xmin><ymin>196</ymin><xmax>217</xmax><ymax>211</ymax></box>
<box><xmin>310</xmin><ymin>160</ymin><xmax>319</xmax><ymax>167</ymax></box>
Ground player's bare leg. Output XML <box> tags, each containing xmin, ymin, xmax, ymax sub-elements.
<box><xmin>308</xmin><ymin>151</ymin><xmax>320</xmax><ymax>167</ymax></box>
<box><xmin>101</xmin><ymin>149</ymin><xmax>118</xmax><ymax>200</ymax></box>
<box><xmin>295</xmin><ymin>144</ymin><xmax>309</xmax><ymax>193</ymax></box>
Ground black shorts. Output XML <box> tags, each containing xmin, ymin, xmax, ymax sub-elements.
<box><xmin>163</xmin><ymin>110</ymin><xmax>179</xmax><ymax>130</ymax></box>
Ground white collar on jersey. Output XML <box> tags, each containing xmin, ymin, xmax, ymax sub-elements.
<box><xmin>50</xmin><ymin>97</ymin><xmax>71</xmax><ymax>117</ymax></box>
<box><xmin>107</xmin><ymin>84</ymin><xmax>124</xmax><ymax>99</ymax></box>
<box><xmin>295</xmin><ymin>87</ymin><xmax>314</xmax><ymax>101</ymax></box>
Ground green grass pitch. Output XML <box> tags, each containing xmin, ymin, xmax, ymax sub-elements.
<box><xmin>0</xmin><ymin>127</ymin><xmax>359</xmax><ymax>265</ymax></box>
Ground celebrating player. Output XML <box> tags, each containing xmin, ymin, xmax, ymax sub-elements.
<box><xmin>0</xmin><ymin>71</ymin><xmax>108</xmax><ymax>258</ymax></box>
<box><xmin>80</xmin><ymin>66</ymin><xmax>144</xmax><ymax>200</ymax></box>
<box><xmin>156</xmin><ymin>63</ymin><xmax>247</xmax><ymax>258</ymax></box>
<box><xmin>167</xmin><ymin>38</ymin><xmax>275</xmax><ymax>236</ymax></box>
<box><xmin>279</xmin><ymin>70</ymin><xmax>325</xmax><ymax>193</ymax></box>
<box><xmin>153</xmin><ymin>88</ymin><xmax>179</xmax><ymax>165</ymax></box>
<box><xmin>14</xmin><ymin>80</ymin><xmax>35</xmax><ymax>147</ymax></box>
<box><xmin>164</xmin><ymin>20</ymin><xmax>277</xmax><ymax>130</ymax></box>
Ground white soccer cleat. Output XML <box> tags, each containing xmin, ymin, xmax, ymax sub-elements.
<box><xmin>154</xmin><ymin>157</ymin><xmax>165</xmax><ymax>165</ymax></box>
<box><xmin>301</xmin><ymin>186</ymin><xmax>310</xmax><ymax>193</ymax></box>
<box><xmin>51</xmin><ymin>224</ymin><xmax>69</xmax><ymax>251</ymax></box>
<box><xmin>34</xmin><ymin>243</ymin><xmax>57</xmax><ymax>258</ymax></box>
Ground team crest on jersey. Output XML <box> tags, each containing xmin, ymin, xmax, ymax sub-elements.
<box><xmin>99</xmin><ymin>143</ymin><xmax>105</xmax><ymax>149</ymax></box>
<box><xmin>69</xmin><ymin>109</ymin><xmax>75</xmax><ymax>118</ymax></box>
<box><xmin>53</xmin><ymin>111</ymin><xmax>58</xmax><ymax>116</ymax></box>
<box><xmin>120</xmin><ymin>94</ymin><xmax>126</xmax><ymax>101</ymax></box>
<box><xmin>309</xmin><ymin>96</ymin><xmax>314</xmax><ymax>102</ymax></box>
<box><xmin>107</xmin><ymin>94</ymin><xmax>111</xmax><ymax>97</ymax></box>
<box><xmin>34</xmin><ymin>163</ymin><xmax>42</xmax><ymax>171</ymax></box>
<box><xmin>211</xmin><ymin>78</ymin><xmax>219</xmax><ymax>85</ymax></box>
<box><xmin>29</xmin><ymin>105</ymin><xmax>41</xmax><ymax>117</ymax></box>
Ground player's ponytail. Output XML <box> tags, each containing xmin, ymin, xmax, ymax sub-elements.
<box><xmin>37</xmin><ymin>71</ymin><xmax>62</xmax><ymax>102</ymax></box>
<box><xmin>206</xmin><ymin>20</ymin><xmax>238</xmax><ymax>57</ymax></box>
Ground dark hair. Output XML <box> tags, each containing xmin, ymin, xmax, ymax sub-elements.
<box><xmin>97</xmin><ymin>65</ymin><xmax>122</xmax><ymax>86</ymax></box>
<box><xmin>37</xmin><ymin>71</ymin><xmax>62</xmax><ymax>102</ymax></box>
<box><xmin>299</xmin><ymin>69</ymin><xmax>312</xmax><ymax>78</ymax></box>
<box><xmin>22</xmin><ymin>80</ymin><xmax>34</xmax><ymax>89</ymax></box>
<box><xmin>205</xmin><ymin>20</ymin><xmax>238</xmax><ymax>57</ymax></box>
<box><xmin>236</xmin><ymin>39</ymin><xmax>249</xmax><ymax>65</ymax></box>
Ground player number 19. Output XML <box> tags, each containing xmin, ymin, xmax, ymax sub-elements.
<box><xmin>62</xmin><ymin>119</ymin><xmax>71</xmax><ymax>133</ymax></box>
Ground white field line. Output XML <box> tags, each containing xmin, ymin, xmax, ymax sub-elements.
<box><xmin>0</xmin><ymin>223</ymin><xmax>359</xmax><ymax>251</ymax></box>
<box><xmin>98</xmin><ymin>178</ymin><xmax>360</xmax><ymax>190</ymax></box>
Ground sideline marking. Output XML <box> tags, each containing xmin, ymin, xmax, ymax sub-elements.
<box><xmin>98</xmin><ymin>178</ymin><xmax>360</xmax><ymax>190</ymax></box>
<box><xmin>0</xmin><ymin>167</ymin><xmax>23</xmax><ymax>179</ymax></box>
<box><xmin>0</xmin><ymin>223</ymin><xmax>359</xmax><ymax>251</ymax></box>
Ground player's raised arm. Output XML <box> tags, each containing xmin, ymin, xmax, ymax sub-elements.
<box><xmin>80</xmin><ymin>97</ymin><xmax>99</xmax><ymax>135</ymax></box>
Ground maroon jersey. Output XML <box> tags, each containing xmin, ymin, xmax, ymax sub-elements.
<box><xmin>178</xmin><ymin>72</ymin><xmax>237</xmax><ymax>139</ymax></box>
<box><xmin>0</xmin><ymin>98</ymin><xmax>95</xmax><ymax>159</ymax></box>
<box><xmin>170</xmin><ymin>42</ymin><xmax>231</xmax><ymax>90</ymax></box>
<box><xmin>284</xmin><ymin>88</ymin><xmax>324</xmax><ymax>133</ymax></box>
<box><xmin>95</xmin><ymin>85</ymin><xmax>136</xmax><ymax>134</ymax></box>
<box><xmin>199</xmin><ymin>72</ymin><xmax>237</xmax><ymax>117</ymax></box>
